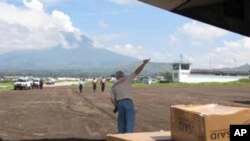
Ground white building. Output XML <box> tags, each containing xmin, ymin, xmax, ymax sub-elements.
<box><xmin>172</xmin><ymin>63</ymin><xmax>250</xmax><ymax>83</ymax></box>
<box><xmin>57</xmin><ymin>77</ymin><xmax>78</xmax><ymax>81</ymax></box>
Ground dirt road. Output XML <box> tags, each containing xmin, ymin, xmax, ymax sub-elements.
<box><xmin>0</xmin><ymin>85</ymin><xmax>249</xmax><ymax>140</ymax></box>
<box><xmin>44</xmin><ymin>81</ymin><xmax>78</xmax><ymax>87</ymax></box>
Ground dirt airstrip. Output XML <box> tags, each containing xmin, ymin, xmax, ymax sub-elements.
<box><xmin>0</xmin><ymin>85</ymin><xmax>249</xmax><ymax>140</ymax></box>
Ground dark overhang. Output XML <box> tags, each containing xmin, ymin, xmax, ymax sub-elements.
<box><xmin>191</xmin><ymin>69</ymin><xmax>249</xmax><ymax>75</ymax></box>
<box><xmin>139</xmin><ymin>0</ymin><xmax>250</xmax><ymax>37</ymax></box>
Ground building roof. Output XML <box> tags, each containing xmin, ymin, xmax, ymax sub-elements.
<box><xmin>191</xmin><ymin>69</ymin><xmax>250</xmax><ymax>75</ymax></box>
<box><xmin>171</xmin><ymin>62</ymin><xmax>191</xmax><ymax>65</ymax></box>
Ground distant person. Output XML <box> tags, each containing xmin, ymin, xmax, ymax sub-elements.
<box><xmin>39</xmin><ymin>78</ymin><xmax>43</xmax><ymax>89</ymax></box>
<box><xmin>110</xmin><ymin>59</ymin><xmax>150</xmax><ymax>133</ymax></box>
<box><xmin>79</xmin><ymin>78</ymin><xmax>83</xmax><ymax>93</ymax></box>
<box><xmin>100</xmin><ymin>77</ymin><xmax>106</xmax><ymax>93</ymax></box>
<box><xmin>92</xmin><ymin>77</ymin><xmax>97</xmax><ymax>93</ymax></box>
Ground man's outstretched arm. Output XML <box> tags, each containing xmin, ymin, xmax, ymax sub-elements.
<box><xmin>134</xmin><ymin>59</ymin><xmax>150</xmax><ymax>75</ymax></box>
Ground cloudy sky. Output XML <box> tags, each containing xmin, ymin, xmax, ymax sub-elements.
<box><xmin>0</xmin><ymin>0</ymin><xmax>249</xmax><ymax>68</ymax></box>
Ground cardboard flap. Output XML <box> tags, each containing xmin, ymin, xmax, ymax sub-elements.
<box><xmin>107</xmin><ymin>131</ymin><xmax>172</xmax><ymax>141</ymax></box>
<box><xmin>171</xmin><ymin>104</ymin><xmax>248</xmax><ymax>116</ymax></box>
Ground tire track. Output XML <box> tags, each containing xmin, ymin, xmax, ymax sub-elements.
<box><xmin>66</xmin><ymin>88</ymin><xmax>116</xmax><ymax>120</ymax></box>
<box><xmin>67</xmin><ymin>87</ymin><xmax>152</xmax><ymax>131</ymax></box>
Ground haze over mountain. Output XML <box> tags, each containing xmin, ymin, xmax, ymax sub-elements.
<box><xmin>222</xmin><ymin>64</ymin><xmax>250</xmax><ymax>71</ymax></box>
<box><xmin>0</xmin><ymin>35</ymin><xmax>138</xmax><ymax>71</ymax></box>
<box><xmin>0</xmin><ymin>30</ymin><xmax>174</xmax><ymax>76</ymax></box>
<box><xmin>116</xmin><ymin>62</ymin><xmax>172</xmax><ymax>74</ymax></box>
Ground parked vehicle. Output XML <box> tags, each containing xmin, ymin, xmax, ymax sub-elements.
<box><xmin>28</xmin><ymin>77</ymin><xmax>34</xmax><ymax>88</ymax></box>
<box><xmin>46</xmin><ymin>78</ymin><xmax>55</xmax><ymax>85</ymax></box>
<box><xmin>142</xmin><ymin>77</ymin><xmax>158</xmax><ymax>85</ymax></box>
<box><xmin>14</xmin><ymin>77</ymin><xmax>32</xmax><ymax>90</ymax></box>
<box><xmin>32</xmin><ymin>78</ymin><xmax>41</xmax><ymax>88</ymax></box>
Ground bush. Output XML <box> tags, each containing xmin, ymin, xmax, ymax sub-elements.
<box><xmin>159</xmin><ymin>80</ymin><xmax>170</xmax><ymax>83</ymax></box>
<box><xmin>0</xmin><ymin>80</ymin><xmax>14</xmax><ymax>83</ymax></box>
<box><xmin>165</xmin><ymin>72</ymin><xmax>172</xmax><ymax>82</ymax></box>
<box><xmin>238</xmin><ymin>78</ymin><xmax>250</xmax><ymax>83</ymax></box>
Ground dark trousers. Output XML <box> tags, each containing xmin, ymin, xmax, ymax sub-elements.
<box><xmin>93</xmin><ymin>84</ymin><xmax>96</xmax><ymax>92</ymax></box>
<box><xmin>40</xmin><ymin>84</ymin><xmax>43</xmax><ymax>89</ymax></box>
<box><xmin>117</xmin><ymin>99</ymin><xmax>135</xmax><ymax>133</ymax></box>
<box><xmin>79</xmin><ymin>84</ymin><xmax>83</xmax><ymax>93</ymax></box>
<box><xmin>101</xmin><ymin>83</ymin><xmax>105</xmax><ymax>92</ymax></box>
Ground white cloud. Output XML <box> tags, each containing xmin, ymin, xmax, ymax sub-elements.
<box><xmin>108</xmin><ymin>0</ymin><xmax>136</xmax><ymax>5</ymax></box>
<box><xmin>39</xmin><ymin>0</ymin><xmax>62</xmax><ymax>3</ymax></box>
<box><xmin>52</xmin><ymin>10</ymin><xmax>79</xmax><ymax>33</ymax></box>
<box><xmin>168</xmin><ymin>21</ymin><xmax>229</xmax><ymax>48</ymax></box>
<box><xmin>107</xmin><ymin>44</ymin><xmax>144</xmax><ymax>58</ymax></box>
<box><xmin>23</xmin><ymin>0</ymin><xmax>43</xmax><ymax>12</ymax></box>
<box><xmin>182</xmin><ymin>21</ymin><xmax>228</xmax><ymax>41</ymax></box>
<box><xmin>166</xmin><ymin>21</ymin><xmax>249</xmax><ymax>68</ymax></box>
<box><xmin>190</xmin><ymin>37</ymin><xmax>250</xmax><ymax>68</ymax></box>
<box><xmin>92</xmin><ymin>33</ymin><xmax>124</xmax><ymax>48</ymax></box>
<box><xmin>168</xmin><ymin>34</ymin><xmax>178</xmax><ymax>43</ymax></box>
<box><xmin>167</xmin><ymin>34</ymin><xmax>180</xmax><ymax>47</ymax></box>
<box><xmin>105</xmin><ymin>43</ymin><xmax>171</xmax><ymax>62</ymax></box>
<box><xmin>151</xmin><ymin>51</ymin><xmax>171</xmax><ymax>63</ymax></box>
<box><xmin>210</xmin><ymin>38</ymin><xmax>250</xmax><ymax>67</ymax></box>
<box><xmin>0</xmin><ymin>0</ymin><xmax>82</xmax><ymax>53</ymax></box>
<box><xmin>98</xmin><ymin>20</ymin><xmax>109</xmax><ymax>28</ymax></box>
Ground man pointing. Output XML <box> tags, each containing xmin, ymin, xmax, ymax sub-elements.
<box><xmin>111</xmin><ymin>59</ymin><xmax>150</xmax><ymax>133</ymax></box>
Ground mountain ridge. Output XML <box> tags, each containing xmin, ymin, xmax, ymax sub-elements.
<box><xmin>0</xmin><ymin>35</ymin><xmax>138</xmax><ymax>70</ymax></box>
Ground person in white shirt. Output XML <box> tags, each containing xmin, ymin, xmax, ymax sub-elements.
<box><xmin>100</xmin><ymin>77</ymin><xmax>106</xmax><ymax>93</ymax></box>
<box><xmin>79</xmin><ymin>78</ymin><xmax>84</xmax><ymax>93</ymax></box>
<box><xmin>92</xmin><ymin>77</ymin><xmax>97</xmax><ymax>93</ymax></box>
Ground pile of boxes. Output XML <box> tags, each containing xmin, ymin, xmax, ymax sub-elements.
<box><xmin>107</xmin><ymin>104</ymin><xmax>250</xmax><ymax>141</ymax></box>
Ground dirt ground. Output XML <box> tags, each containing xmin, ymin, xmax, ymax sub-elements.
<box><xmin>0</xmin><ymin>85</ymin><xmax>249</xmax><ymax>141</ymax></box>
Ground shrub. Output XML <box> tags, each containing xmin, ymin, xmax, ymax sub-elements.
<box><xmin>238</xmin><ymin>78</ymin><xmax>250</xmax><ymax>83</ymax></box>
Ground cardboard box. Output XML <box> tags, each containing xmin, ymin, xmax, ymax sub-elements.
<box><xmin>170</xmin><ymin>104</ymin><xmax>250</xmax><ymax>141</ymax></box>
<box><xmin>107</xmin><ymin>131</ymin><xmax>173</xmax><ymax>141</ymax></box>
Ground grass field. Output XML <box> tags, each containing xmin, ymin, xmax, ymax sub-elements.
<box><xmin>1</xmin><ymin>79</ymin><xmax>250</xmax><ymax>93</ymax></box>
<box><xmin>81</xmin><ymin>78</ymin><xmax>250</xmax><ymax>88</ymax></box>
<box><xmin>0</xmin><ymin>80</ymin><xmax>13</xmax><ymax>92</ymax></box>
<box><xmin>165</xmin><ymin>79</ymin><xmax>250</xmax><ymax>87</ymax></box>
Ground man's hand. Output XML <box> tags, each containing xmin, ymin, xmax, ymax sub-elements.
<box><xmin>143</xmin><ymin>58</ymin><xmax>150</xmax><ymax>64</ymax></box>
<box><xmin>113</xmin><ymin>105</ymin><xmax>118</xmax><ymax>113</ymax></box>
<box><xmin>134</xmin><ymin>58</ymin><xmax>150</xmax><ymax>75</ymax></box>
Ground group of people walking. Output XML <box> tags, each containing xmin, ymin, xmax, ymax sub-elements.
<box><xmin>78</xmin><ymin>77</ymin><xmax>106</xmax><ymax>93</ymax></box>
<box><xmin>92</xmin><ymin>77</ymin><xmax>106</xmax><ymax>93</ymax></box>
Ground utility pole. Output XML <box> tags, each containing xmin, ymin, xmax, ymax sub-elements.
<box><xmin>180</xmin><ymin>54</ymin><xmax>183</xmax><ymax>64</ymax></box>
<box><xmin>233</xmin><ymin>58</ymin><xmax>237</xmax><ymax>69</ymax></box>
<box><xmin>209</xmin><ymin>56</ymin><xmax>212</xmax><ymax>70</ymax></box>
